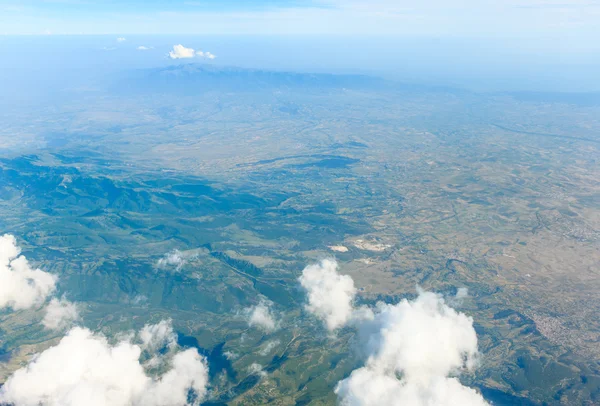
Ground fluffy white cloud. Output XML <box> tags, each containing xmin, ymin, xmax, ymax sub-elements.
<box><xmin>169</xmin><ymin>44</ymin><xmax>216</xmax><ymax>59</ymax></box>
<box><xmin>335</xmin><ymin>364</ymin><xmax>487</xmax><ymax>406</ymax></box>
<box><xmin>139</xmin><ymin>319</ymin><xmax>177</xmax><ymax>352</ymax></box>
<box><xmin>0</xmin><ymin>234</ymin><xmax>57</xmax><ymax>310</ymax></box>
<box><xmin>335</xmin><ymin>291</ymin><xmax>488</xmax><ymax>405</ymax></box>
<box><xmin>137</xmin><ymin>45</ymin><xmax>152</xmax><ymax>50</ymax></box>
<box><xmin>156</xmin><ymin>250</ymin><xmax>186</xmax><ymax>271</ymax></box>
<box><xmin>300</xmin><ymin>259</ymin><xmax>488</xmax><ymax>405</ymax></box>
<box><xmin>117</xmin><ymin>37</ymin><xmax>126</xmax><ymax>42</ymax></box>
<box><xmin>298</xmin><ymin>259</ymin><xmax>356</xmax><ymax>331</ymax></box>
<box><xmin>0</xmin><ymin>320</ymin><xmax>209</xmax><ymax>406</ymax></box>
<box><xmin>42</xmin><ymin>297</ymin><xmax>80</xmax><ymax>331</ymax></box>
<box><xmin>244</xmin><ymin>299</ymin><xmax>277</xmax><ymax>332</ymax></box>
<box><xmin>169</xmin><ymin>44</ymin><xmax>197</xmax><ymax>59</ymax></box>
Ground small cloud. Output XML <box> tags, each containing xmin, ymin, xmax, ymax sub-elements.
<box><xmin>223</xmin><ymin>351</ymin><xmax>238</xmax><ymax>360</ymax></box>
<box><xmin>197</xmin><ymin>50</ymin><xmax>216</xmax><ymax>60</ymax></box>
<box><xmin>247</xmin><ymin>363</ymin><xmax>267</xmax><ymax>378</ymax></box>
<box><xmin>169</xmin><ymin>44</ymin><xmax>216</xmax><ymax>60</ymax></box>
<box><xmin>42</xmin><ymin>297</ymin><xmax>80</xmax><ymax>331</ymax></box>
<box><xmin>139</xmin><ymin>319</ymin><xmax>177</xmax><ymax>353</ymax></box>
<box><xmin>169</xmin><ymin>44</ymin><xmax>196</xmax><ymax>59</ymax></box>
<box><xmin>298</xmin><ymin>259</ymin><xmax>356</xmax><ymax>331</ymax></box>
<box><xmin>131</xmin><ymin>294</ymin><xmax>148</xmax><ymax>306</ymax></box>
<box><xmin>156</xmin><ymin>249</ymin><xmax>193</xmax><ymax>272</ymax></box>
<box><xmin>244</xmin><ymin>299</ymin><xmax>278</xmax><ymax>332</ymax></box>
<box><xmin>116</xmin><ymin>37</ymin><xmax>126</xmax><ymax>42</ymax></box>
<box><xmin>59</xmin><ymin>175</ymin><xmax>72</xmax><ymax>188</ymax></box>
<box><xmin>137</xmin><ymin>46</ymin><xmax>153</xmax><ymax>51</ymax></box>
<box><xmin>0</xmin><ymin>234</ymin><xmax>57</xmax><ymax>311</ymax></box>
<box><xmin>259</xmin><ymin>339</ymin><xmax>280</xmax><ymax>356</ymax></box>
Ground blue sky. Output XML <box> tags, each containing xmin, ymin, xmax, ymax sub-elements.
<box><xmin>1</xmin><ymin>0</ymin><xmax>599</xmax><ymax>44</ymax></box>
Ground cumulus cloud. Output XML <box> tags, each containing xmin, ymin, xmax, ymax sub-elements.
<box><xmin>300</xmin><ymin>259</ymin><xmax>488</xmax><ymax>405</ymax></box>
<box><xmin>169</xmin><ymin>44</ymin><xmax>216</xmax><ymax>60</ymax></box>
<box><xmin>0</xmin><ymin>234</ymin><xmax>57</xmax><ymax>310</ymax></box>
<box><xmin>196</xmin><ymin>50</ymin><xmax>216</xmax><ymax>59</ymax></box>
<box><xmin>169</xmin><ymin>44</ymin><xmax>197</xmax><ymax>59</ymax></box>
<box><xmin>156</xmin><ymin>250</ymin><xmax>187</xmax><ymax>271</ymax></box>
<box><xmin>244</xmin><ymin>299</ymin><xmax>277</xmax><ymax>332</ymax></box>
<box><xmin>299</xmin><ymin>259</ymin><xmax>356</xmax><ymax>331</ymax></box>
<box><xmin>247</xmin><ymin>363</ymin><xmax>267</xmax><ymax>378</ymax></box>
<box><xmin>335</xmin><ymin>291</ymin><xmax>487</xmax><ymax>405</ymax></box>
<box><xmin>0</xmin><ymin>320</ymin><xmax>209</xmax><ymax>406</ymax></box>
<box><xmin>139</xmin><ymin>319</ymin><xmax>177</xmax><ymax>352</ymax></box>
<box><xmin>117</xmin><ymin>37</ymin><xmax>126</xmax><ymax>42</ymax></box>
<box><xmin>137</xmin><ymin>45</ymin><xmax>153</xmax><ymax>50</ymax></box>
<box><xmin>42</xmin><ymin>297</ymin><xmax>80</xmax><ymax>331</ymax></box>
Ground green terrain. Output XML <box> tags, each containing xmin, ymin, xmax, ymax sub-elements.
<box><xmin>1</xmin><ymin>67</ymin><xmax>599</xmax><ymax>404</ymax></box>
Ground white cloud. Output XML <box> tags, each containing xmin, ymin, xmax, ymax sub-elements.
<box><xmin>223</xmin><ymin>351</ymin><xmax>238</xmax><ymax>360</ymax></box>
<box><xmin>156</xmin><ymin>250</ymin><xmax>187</xmax><ymax>271</ymax></box>
<box><xmin>42</xmin><ymin>297</ymin><xmax>80</xmax><ymax>331</ymax></box>
<box><xmin>0</xmin><ymin>234</ymin><xmax>57</xmax><ymax>310</ymax></box>
<box><xmin>169</xmin><ymin>44</ymin><xmax>216</xmax><ymax>59</ymax></box>
<box><xmin>259</xmin><ymin>339</ymin><xmax>280</xmax><ymax>356</ymax></box>
<box><xmin>169</xmin><ymin>44</ymin><xmax>197</xmax><ymax>59</ymax></box>
<box><xmin>131</xmin><ymin>294</ymin><xmax>148</xmax><ymax>306</ymax></box>
<box><xmin>247</xmin><ymin>363</ymin><xmax>267</xmax><ymax>378</ymax></box>
<box><xmin>206</xmin><ymin>52</ymin><xmax>216</xmax><ymax>59</ymax></box>
<box><xmin>299</xmin><ymin>259</ymin><xmax>356</xmax><ymax>331</ymax></box>
<box><xmin>244</xmin><ymin>299</ymin><xmax>277</xmax><ymax>332</ymax></box>
<box><xmin>139</xmin><ymin>319</ymin><xmax>177</xmax><ymax>352</ymax></box>
<box><xmin>334</xmin><ymin>364</ymin><xmax>488</xmax><ymax>406</ymax></box>
<box><xmin>300</xmin><ymin>259</ymin><xmax>488</xmax><ymax>405</ymax></box>
<box><xmin>0</xmin><ymin>321</ymin><xmax>209</xmax><ymax>406</ymax></box>
<box><xmin>137</xmin><ymin>45</ymin><xmax>153</xmax><ymax>50</ymax></box>
<box><xmin>117</xmin><ymin>37</ymin><xmax>126</xmax><ymax>42</ymax></box>
<box><xmin>335</xmin><ymin>291</ymin><xmax>487</xmax><ymax>405</ymax></box>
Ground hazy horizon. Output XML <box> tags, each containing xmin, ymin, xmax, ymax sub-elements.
<box><xmin>1</xmin><ymin>34</ymin><xmax>600</xmax><ymax>98</ymax></box>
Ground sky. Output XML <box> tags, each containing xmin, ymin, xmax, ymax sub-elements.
<box><xmin>1</xmin><ymin>0</ymin><xmax>599</xmax><ymax>41</ymax></box>
<box><xmin>0</xmin><ymin>0</ymin><xmax>599</xmax><ymax>92</ymax></box>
